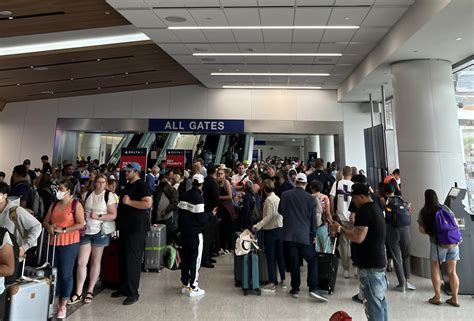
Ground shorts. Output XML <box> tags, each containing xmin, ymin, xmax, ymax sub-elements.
<box><xmin>430</xmin><ymin>243</ymin><xmax>460</xmax><ymax>262</ymax></box>
<box><xmin>80</xmin><ymin>232</ymin><xmax>110</xmax><ymax>247</ymax></box>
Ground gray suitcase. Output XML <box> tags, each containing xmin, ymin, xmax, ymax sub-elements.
<box><xmin>24</xmin><ymin>230</ymin><xmax>58</xmax><ymax>320</ymax></box>
<box><xmin>144</xmin><ymin>224</ymin><xmax>167</xmax><ymax>272</ymax></box>
<box><xmin>4</xmin><ymin>260</ymin><xmax>50</xmax><ymax>321</ymax></box>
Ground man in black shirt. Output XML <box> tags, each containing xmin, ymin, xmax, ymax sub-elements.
<box><xmin>305</xmin><ymin>158</ymin><xmax>329</xmax><ymax>195</ymax></box>
<box><xmin>330</xmin><ymin>183</ymin><xmax>388</xmax><ymax>321</ymax></box>
<box><xmin>201</xmin><ymin>166</ymin><xmax>220</xmax><ymax>268</ymax></box>
<box><xmin>112</xmin><ymin>162</ymin><xmax>152</xmax><ymax>305</ymax></box>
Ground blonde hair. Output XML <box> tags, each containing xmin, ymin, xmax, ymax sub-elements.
<box><xmin>262</xmin><ymin>179</ymin><xmax>275</xmax><ymax>194</ymax></box>
<box><xmin>192</xmin><ymin>162</ymin><xmax>201</xmax><ymax>175</ymax></box>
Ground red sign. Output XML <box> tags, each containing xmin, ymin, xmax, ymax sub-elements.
<box><xmin>166</xmin><ymin>149</ymin><xmax>185</xmax><ymax>169</ymax></box>
<box><xmin>120</xmin><ymin>148</ymin><xmax>147</xmax><ymax>171</ymax></box>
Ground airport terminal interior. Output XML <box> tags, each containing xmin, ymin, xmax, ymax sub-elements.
<box><xmin>0</xmin><ymin>0</ymin><xmax>473</xmax><ymax>320</ymax></box>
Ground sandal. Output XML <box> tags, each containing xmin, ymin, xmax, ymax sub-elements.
<box><xmin>84</xmin><ymin>292</ymin><xmax>94</xmax><ymax>304</ymax></box>
<box><xmin>428</xmin><ymin>297</ymin><xmax>442</xmax><ymax>306</ymax></box>
<box><xmin>68</xmin><ymin>294</ymin><xmax>82</xmax><ymax>305</ymax></box>
<box><xmin>446</xmin><ymin>298</ymin><xmax>460</xmax><ymax>307</ymax></box>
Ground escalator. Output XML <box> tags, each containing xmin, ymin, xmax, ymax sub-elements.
<box><xmin>107</xmin><ymin>133</ymin><xmax>143</xmax><ymax>166</ymax></box>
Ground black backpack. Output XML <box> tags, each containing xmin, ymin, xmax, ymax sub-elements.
<box><xmin>0</xmin><ymin>227</ymin><xmax>20</xmax><ymax>285</ymax></box>
<box><xmin>385</xmin><ymin>196</ymin><xmax>411</xmax><ymax>227</ymax></box>
<box><xmin>85</xmin><ymin>190</ymin><xmax>110</xmax><ymax>204</ymax></box>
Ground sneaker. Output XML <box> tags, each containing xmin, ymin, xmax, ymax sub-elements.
<box><xmin>262</xmin><ymin>284</ymin><xmax>276</xmax><ymax>293</ymax></box>
<box><xmin>289</xmin><ymin>290</ymin><xmax>300</xmax><ymax>299</ymax></box>
<box><xmin>279</xmin><ymin>281</ymin><xmax>288</xmax><ymax>289</ymax></box>
<box><xmin>122</xmin><ymin>296</ymin><xmax>138</xmax><ymax>305</ymax></box>
<box><xmin>406</xmin><ymin>282</ymin><xmax>416</xmax><ymax>291</ymax></box>
<box><xmin>56</xmin><ymin>306</ymin><xmax>67</xmax><ymax>319</ymax></box>
<box><xmin>181</xmin><ymin>285</ymin><xmax>190</xmax><ymax>294</ymax></box>
<box><xmin>344</xmin><ymin>270</ymin><xmax>350</xmax><ymax>279</ymax></box>
<box><xmin>189</xmin><ymin>287</ymin><xmax>206</xmax><ymax>297</ymax></box>
<box><xmin>394</xmin><ymin>284</ymin><xmax>405</xmax><ymax>292</ymax></box>
<box><xmin>352</xmin><ymin>294</ymin><xmax>363</xmax><ymax>304</ymax></box>
<box><xmin>209</xmin><ymin>258</ymin><xmax>217</xmax><ymax>264</ymax></box>
<box><xmin>309</xmin><ymin>291</ymin><xmax>329</xmax><ymax>303</ymax></box>
<box><xmin>201</xmin><ymin>261</ymin><xmax>215</xmax><ymax>268</ymax></box>
<box><xmin>224</xmin><ymin>249</ymin><xmax>232</xmax><ymax>255</ymax></box>
<box><xmin>218</xmin><ymin>249</ymin><xmax>226</xmax><ymax>255</ymax></box>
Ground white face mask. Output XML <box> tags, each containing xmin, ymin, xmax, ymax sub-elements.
<box><xmin>56</xmin><ymin>190</ymin><xmax>66</xmax><ymax>200</ymax></box>
<box><xmin>396</xmin><ymin>179</ymin><xmax>401</xmax><ymax>185</ymax></box>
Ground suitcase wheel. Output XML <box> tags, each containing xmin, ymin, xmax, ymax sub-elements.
<box><xmin>328</xmin><ymin>286</ymin><xmax>333</xmax><ymax>295</ymax></box>
<box><xmin>145</xmin><ymin>269</ymin><xmax>149</xmax><ymax>273</ymax></box>
<box><xmin>256</xmin><ymin>288</ymin><xmax>261</xmax><ymax>296</ymax></box>
<box><xmin>243</xmin><ymin>289</ymin><xmax>248</xmax><ymax>296</ymax></box>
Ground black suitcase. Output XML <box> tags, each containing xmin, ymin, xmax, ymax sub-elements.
<box><xmin>256</xmin><ymin>231</ymin><xmax>268</xmax><ymax>284</ymax></box>
<box><xmin>317</xmin><ymin>237</ymin><xmax>338</xmax><ymax>295</ymax></box>
<box><xmin>234</xmin><ymin>252</ymin><xmax>243</xmax><ymax>287</ymax></box>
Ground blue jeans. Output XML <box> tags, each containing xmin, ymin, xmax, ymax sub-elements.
<box><xmin>263</xmin><ymin>228</ymin><xmax>286</xmax><ymax>284</ymax></box>
<box><xmin>359</xmin><ymin>268</ymin><xmax>388</xmax><ymax>321</ymax></box>
<box><xmin>49</xmin><ymin>243</ymin><xmax>80</xmax><ymax>300</ymax></box>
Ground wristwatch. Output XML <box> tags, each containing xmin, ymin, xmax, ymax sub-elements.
<box><xmin>62</xmin><ymin>227</ymin><xmax>67</xmax><ymax>234</ymax></box>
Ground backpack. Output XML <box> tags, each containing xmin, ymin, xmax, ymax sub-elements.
<box><xmin>19</xmin><ymin>182</ymin><xmax>44</xmax><ymax>220</ymax></box>
<box><xmin>0</xmin><ymin>227</ymin><xmax>20</xmax><ymax>285</ymax></box>
<box><xmin>385</xmin><ymin>196</ymin><xmax>411</xmax><ymax>227</ymax></box>
<box><xmin>329</xmin><ymin>311</ymin><xmax>352</xmax><ymax>321</ymax></box>
<box><xmin>434</xmin><ymin>205</ymin><xmax>462</xmax><ymax>248</ymax></box>
<box><xmin>250</xmin><ymin>195</ymin><xmax>262</xmax><ymax>224</ymax></box>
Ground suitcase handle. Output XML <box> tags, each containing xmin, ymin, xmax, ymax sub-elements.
<box><xmin>331</xmin><ymin>236</ymin><xmax>338</xmax><ymax>255</ymax></box>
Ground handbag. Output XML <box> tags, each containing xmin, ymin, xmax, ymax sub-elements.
<box><xmin>101</xmin><ymin>220</ymin><xmax>116</xmax><ymax>235</ymax></box>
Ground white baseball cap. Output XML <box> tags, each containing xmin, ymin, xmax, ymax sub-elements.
<box><xmin>296</xmin><ymin>173</ymin><xmax>307</xmax><ymax>183</ymax></box>
<box><xmin>192</xmin><ymin>173</ymin><xmax>204</xmax><ymax>184</ymax></box>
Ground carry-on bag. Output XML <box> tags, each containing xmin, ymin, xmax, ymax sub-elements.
<box><xmin>256</xmin><ymin>230</ymin><xmax>268</xmax><ymax>284</ymax></box>
<box><xmin>101</xmin><ymin>236</ymin><xmax>121</xmax><ymax>289</ymax></box>
<box><xmin>242</xmin><ymin>252</ymin><xmax>261</xmax><ymax>296</ymax></box>
<box><xmin>4</xmin><ymin>258</ymin><xmax>50</xmax><ymax>320</ymax></box>
<box><xmin>23</xmin><ymin>229</ymin><xmax>58</xmax><ymax>320</ymax></box>
<box><xmin>317</xmin><ymin>237</ymin><xmax>339</xmax><ymax>294</ymax></box>
<box><xmin>143</xmin><ymin>224</ymin><xmax>167</xmax><ymax>272</ymax></box>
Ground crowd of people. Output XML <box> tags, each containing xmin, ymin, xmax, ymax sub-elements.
<box><xmin>0</xmin><ymin>153</ymin><xmax>463</xmax><ymax>320</ymax></box>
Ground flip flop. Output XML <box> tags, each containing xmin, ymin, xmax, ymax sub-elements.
<box><xmin>428</xmin><ymin>297</ymin><xmax>441</xmax><ymax>306</ymax></box>
<box><xmin>84</xmin><ymin>292</ymin><xmax>94</xmax><ymax>304</ymax></box>
<box><xmin>445</xmin><ymin>298</ymin><xmax>460</xmax><ymax>307</ymax></box>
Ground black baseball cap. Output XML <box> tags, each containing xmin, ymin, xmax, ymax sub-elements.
<box><xmin>23</xmin><ymin>159</ymin><xmax>31</xmax><ymax>165</ymax></box>
<box><xmin>351</xmin><ymin>183</ymin><xmax>370</xmax><ymax>196</ymax></box>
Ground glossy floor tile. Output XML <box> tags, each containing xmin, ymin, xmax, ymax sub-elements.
<box><xmin>67</xmin><ymin>254</ymin><xmax>474</xmax><ymax>321</ymax></box>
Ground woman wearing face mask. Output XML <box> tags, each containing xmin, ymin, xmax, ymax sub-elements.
<box><xmin>42</xmin><ymin>179</ymin><xmax>85</xmax><ymax>319</ymax></box>
<box><xmin>69</xmin><ymin>175</ymin><xmax>117</xmax><ymax>306</ymax></box>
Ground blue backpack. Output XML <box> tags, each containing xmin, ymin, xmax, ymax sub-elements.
<box><xmin>385</xmin><ymin>196</ymin><xmax>411</xmax><ymax>227</ymax></box>
<box><xmin>435</xmin><ymin>205</ymin><xmax>462</xmax><ymax>248</ymax></box>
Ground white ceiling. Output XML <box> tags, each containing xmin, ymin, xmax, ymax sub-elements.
<box><xmin>107</xmin><ymin>0</ymin><xmax>414</xmax><ymax>89</ymax></box>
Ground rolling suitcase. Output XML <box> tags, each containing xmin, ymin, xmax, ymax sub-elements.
<box><xmin>143</xmin><ymin>224</ymin><xmax>167</xmax><ymax>272</ymax></box>
<box><xmin>24</xmin><ymin>230</ymin><xmax>58</xmax><ymax>320</ymax></box>
<box><xmin>256</xmin><ymin>231</ymin><xmax>268</xmax><ymax>284</ymax></box>
<box><xmin>317</xmin><ymin>237</ymin><xmax>339</xmax><ymax>295</ymax></box>
<box><xmin>242</xmin><ymin>252</ymin><xmax>261</xmax><ymax>296</ymax></box>
<box><xmin>101</xmin><ymin>237</ymin><xmax>121</xmax><ymax>289</ymax></box>
<box><xmin>234</xmin><ymin>253</ymin><xmax>243</xmax><ymax>287</ymax></box>
<box><xmin>4</xmin><ymin>260</ymin><xmax>50</xmax><ymax>320</ymax></box>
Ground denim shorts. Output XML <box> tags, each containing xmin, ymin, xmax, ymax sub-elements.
<box><xmin>430</xmin><ymin>243</ymin><xmax>460</xmax><ymax>262</ymax></box>
<box><xmin>80</xmin><ymin>232</ymin><xmax>110</xmax><ymax>247</ymax></box>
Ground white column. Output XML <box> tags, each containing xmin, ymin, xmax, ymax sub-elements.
<box><xmin>392</xmin><ymin>59</ymin><xmax>465</xmax><ymax>276</ymax></box>
<box><xmin>304</xmin><ymin>135</ymin><xmax>320</xmax><ymax>163</ymax></box>
<box><xmin>319</xmin><ymin>134</ymin><xmax>335</xmax><ymax>164</ymax></box>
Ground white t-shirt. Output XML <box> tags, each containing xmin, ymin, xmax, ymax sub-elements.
<box><xmin>232</xmin><ymin>173</ymin><xmax>248</xmax><ymax>188</ymax></box>
<box><xmin>330</xmin><ymin>179</ymin><xmax>354</xmax><ymax>222</ymax></box>
<box><xmin>0</xmin><ymin>232</ymin><xmax>13</xmax><ymax>295</ymax></box>
<box><xmin>82</xmin><ymin>190</ymin><xmax>117</xmax><ymax>235</ymax></box>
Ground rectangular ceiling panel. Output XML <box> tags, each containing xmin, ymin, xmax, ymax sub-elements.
<box><xmin>327</xmin><ymin>7</ymin><xmax>370</xmax><ymax>26</ymax></box>
<box><xmin>294</xmin><ymin>8</ymin><xmax>332</xmax><ymax>26</ymax></box>
<box><xmin>224</xmin><ymin>8</ymin><xmax>261</xmax><ymax>26</ymax></box>
<box><xmin>351</xmin><ymin>27</ymin><xmax>389</xmax><ymax>43</ymax></box>
<box><xmin>188</xmin><ymin>9</ymin><xmax>229</xmax><ymax>26</ymax></box>
<box><xmin>259</xmin><ymin>8</ymin><xmax>295</xmax><ymax>26</ymax></box>
<box><xmin>321</xmin><ymin>29</ymin><xmax>357</xmax><ymax>42</ymax></box>
<box><xmin>292</xmin><ymin>30</ymin><xmax>325</xmax><ymax>43</ymax></box>
<box><xmin>202</xmin><ymin>30</ymin><xmax>235</xmax><ymax>42</ymax></box>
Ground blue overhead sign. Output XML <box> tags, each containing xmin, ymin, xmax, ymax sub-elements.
<box><xmin>148</xmin><ymin>119</ymin><xmax>244</xmax><ymax>133</ymax></box>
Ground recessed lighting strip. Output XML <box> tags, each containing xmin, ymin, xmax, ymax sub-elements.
<box><xmin>223</xmin><ymin>85</ymin><xmax>322</xmax><ymax>90</ymax></box>
<box><xmin>169</xmin><ymin>26</ymin><xmax>359</xmax><ymax>30</ymax></box>
<box><xmin>0</xmin><ymin>32</ymin><xmax>150</xmax><ymax>56</ymax></box>
<box><xmin>212</xmin><ymin>72</ymin><xmax>330</xmax><ymax>76</ymax></box>
<box><xmin>194</xmin><ymin>53</ymin><xmax>341</xmax><ymax>57</ymax></box>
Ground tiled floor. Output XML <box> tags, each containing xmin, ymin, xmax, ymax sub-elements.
<box><xmin>68</xmin><ymin>255</ymin><xmax>473</xmax><ymax>321</ymax></box>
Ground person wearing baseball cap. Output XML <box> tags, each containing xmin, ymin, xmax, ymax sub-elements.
<box><xmin>112</xmin><ymin>162</ymin><xmax>152</xmax><ymax>305</ymax></box>
<box><xmin>278</xmin><ymin>172</ymin><xmax>329</xmax><ymax>302</ymax></box>
<box><xmin>329</xmin><ymin>183</ymin><xmax>388</xmax><ymax>321</ymax></box>
<box><xmin>177</xmin><ymin>173</ymin><xmax>217</xmax><ymax>297</ymax></box>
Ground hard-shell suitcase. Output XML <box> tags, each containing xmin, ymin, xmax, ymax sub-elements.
<box><xmin>101</xmin><ymin>237</ymin><xmax>121</xmax><ymax>289</ymax></box>
<box><xmin>24</xmin><ymin>230</ymin><xmax>58</xmax><ymax>320</ymax></box>
<box><xmin>256</xmin><ymin>231</ymin><xmax>268</xmax><ymax>284</ymax></box>
<box><xmin>242</xmin><ymin>252</ymin><xmax>261</xmax><ymax>296</ymax></box>
<box><xmin>234</xmin><ymin>253</ymin><xmax>243</xmax><ymax>287</ymax></box>
<box><xmin>317</xmin><ymin>237</ymin><xmax>339</xmax><ymax>294</ymax></box>
<box><xmin>143</xmin><ymin>224</ymin><xmax>167</xmax><ymax>272</ymax></box>
<box><xmin>4</xmin><ymin>258</ymin><xmax>50</xmax><ymax>321</ymax></box>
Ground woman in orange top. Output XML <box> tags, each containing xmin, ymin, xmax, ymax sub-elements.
<box><xmin>43</xmin><ymin>179</ymin><xmax>85</xmax><ymax>319</ymax></box>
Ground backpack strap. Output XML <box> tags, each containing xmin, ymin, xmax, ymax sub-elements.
<box><xmin>8</xmin><ymin>206</ymin><xmax>25</xmax><ymax>240</ymax></box>
<box><xmin>105</xmin><ymin>190</ymin><xmax>110</xmax><ymax>204</ymax></box>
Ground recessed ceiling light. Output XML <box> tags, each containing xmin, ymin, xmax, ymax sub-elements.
<box><xmin>169</xmin><ymin>25</ymin><xmax>359</xmax><ymax>30</ymax></box>
<box><xmin>165</xmin><ymin>16</ymin><xmax>187</xmax><ymax>22</ymax></box>
<box><xmin>125</xmin><ymin>72</ymin><xmax>129</xmax><ymax>75</ymax></box>
<box><xmin>145</xmin><ymin>82</ymin><xmax>149</xmax><ymax>85</ymax></box>
<box><xmin>40</xmin><ymin>91</ymin><xmax>54</xmax><ymax>94</ymax></box>
<box><xmin>32</xmin><ymin>66</ymin><xmax>49</xmax><ymax>71</ymax></box>
<box><xmin>223</xmin><ymin>85</ymin><xmax>322</xmax><ymax>90</ymax></box>
<box><xmin>344</xmin><ymin>17</ymin><xmax>350</xmax><ymax>20</ymax></box>
<box><xmin>212</xmin><ymin>72</ymin><xmax>330</xmax><ymax>77</ymax></box>
<box><xmin>98</xmin><ymin>87</ymin><xmax>101</xmax><ymax>90</ymax></box>
<box><xmin>70</xmin><ymin>78</ymin><xmax>74</xmax><ymax>81</ymax></box>
<box><xmin>456</xmin><ymin>37</ymin><xmax>462</xmax><ymax>41</ymax></box>
<box><xmin>105</xmin><ymin>11</ymin><xmax>110</xmax><ymax>15</ymax></box>
<box><xmin>193</xmin><ymin>53</ymin><xmax>341</xmax><ymax>57</ymax></box>
<box><xmin>8</xmin><ymin>16</ymin><xmax>13</xmax><ymax>20</ymax></box>
<box><xmin>97</xmin><ymin>58</ymin><xmax>101</xmax><ymax>61</ymax></box>
<box><xmin>16</xmin><ymin>83</ymin><xmax>20</xmax><ymax>86</ymax></box>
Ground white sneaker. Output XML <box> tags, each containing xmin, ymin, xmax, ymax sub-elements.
<box><xmin>344</xmin><ymin>270</ymin><xmax>350</xmax><ymax>279</ymax></box>
<box><xmin>56</xmin><ymin>306</ymin><xmax>67</xmax><ymax>319</ymax></box>
<box><xmin>188</xmin><ymin>287</ymin><xmax>206</xmax><ymax>297</ymax></box>
<box><xmin>181</xmin><ymin>284</ymin><xmax>190</xmax><ymax>294</ymax></box>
